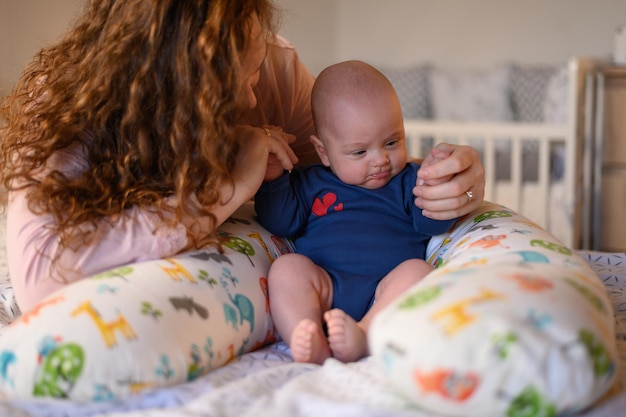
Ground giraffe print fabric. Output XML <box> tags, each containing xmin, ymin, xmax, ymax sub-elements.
<box><xmin>369</xmin><ymin>202</ymin><xmax>618</xmax><ymax>417</ymax></box>
<box><xmin>0</xmin><ymin>202</ymin><xmax>294</xmax><ymax>401</ymax></box>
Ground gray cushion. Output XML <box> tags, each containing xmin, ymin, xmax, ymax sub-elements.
<box><xmin>381</xmin><ymin>65</ymin><xmax>432</xmax><ymax>120</ymax></box>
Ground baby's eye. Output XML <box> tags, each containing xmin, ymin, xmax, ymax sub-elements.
<box><xmin>385</xmin><ymin>139</ymin><xmax>400</xmax><ymax>148</ymax></box>
<box><xmin>351</xmin><ymin>149</ymin><xmax>366</xmax><ymax>156</ymax></box>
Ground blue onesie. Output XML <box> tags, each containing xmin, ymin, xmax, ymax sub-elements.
<box><xmin>255</xmin><ymin>163</ymin><xmax>456</xmax><ymax>321</ymax></box>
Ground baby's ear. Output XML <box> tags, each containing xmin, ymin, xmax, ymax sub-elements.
<box><xmin>310</xmin><ymin>135</ymin><xmax>331</xmax><ymax>167</ymax></box>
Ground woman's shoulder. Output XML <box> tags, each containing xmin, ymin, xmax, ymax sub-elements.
<box><xmin>266</xmin><ymin>34</ymin><xmax>296</xmax><ymax>51</ymax></box>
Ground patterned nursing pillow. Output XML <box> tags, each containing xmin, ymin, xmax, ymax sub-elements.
<box><xmin>0</xmin><ymin>202</ymin><xmax>292</xmax><ymax>400</ymax></box>
<box><xmin>0</xmin><ymin>201</ymin><xmax>617</xmax><ymax>413</ymax></box>
<box><xmin>369</xmin><ymin>202</ymin><xmax>618</xmax><ymax>417</ymax></box>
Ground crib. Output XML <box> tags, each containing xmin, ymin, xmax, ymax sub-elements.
<box><xmin>390</xmin><ymin>57</ymin><xmax>596</xmax><ymax>249</ymax></box>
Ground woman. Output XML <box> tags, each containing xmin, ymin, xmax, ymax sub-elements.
<box><xmin>0</xmin><ymin>0</ymin><xmax>484</xmax><ymax>312</ymax></box>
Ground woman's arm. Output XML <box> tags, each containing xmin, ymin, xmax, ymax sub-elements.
<box><xmin>7</xmin><ymin>190</ymin><xmax>190</xmax><ymax>312</ymax></box>
<box><xmin>209</xmin><ymin>125</ymin><xmax>298</xmax><ymax>224</ymax></box>
<box><xmin>8</xmin><ymin>126</ymin><xmax>298</xmax><ymax>311</ymax></box>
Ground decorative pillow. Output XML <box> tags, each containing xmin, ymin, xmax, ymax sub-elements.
<box><xmin>509</xmin><ymin>63</ymin><xmax>558</xmax><ymax>122</ymax></box>
<box><xmin>543</xmin><ymin>63</ymin><xmax>569</xmax><ymax>124</ymax></box>
<box><xmin>369</xmin><ymin>202</ymin><xmax>617</xmax><ymax>417</ymax></box>
<box><xmin>381</xmin><ymin>65</ymin><xmax>432</xmax><ymax>120</ymax></box>
<box><xmin>0</xmin><ymin>202</ymin><xmax>293</xmax><ymax>401</ymax></box>
<box><xmin>430</xmin><ymin>65</ymin><xmax>513</xmax><ymax>122</ymax></box>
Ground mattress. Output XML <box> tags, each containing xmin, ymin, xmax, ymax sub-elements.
<box><xmin>0</xmin><ymin>218</ymin><xmax>625</xmax><ymax>417</ymax></box>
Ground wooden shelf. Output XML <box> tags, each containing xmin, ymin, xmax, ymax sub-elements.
<box><xmin>589</xmin><ymin>65</ymin><xmax>626</xmax><ymax>252</ymax></box>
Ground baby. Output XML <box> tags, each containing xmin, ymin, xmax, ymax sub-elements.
<box><xmin>255</xmin><ymin>60</ymin><xmax>457</xmax><ymax>364</ymax></box>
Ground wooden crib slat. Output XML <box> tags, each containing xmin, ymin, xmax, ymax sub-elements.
<box><xmin>537</xmin><ymin>138</ymin><xmax>551</xmax><ymax>228</ymax></box>
<box><xmin>510</xmin><ymin>136</ymin><xmax>522</xmax><ymax>212</ymax></box>
<box><xmin>483</xmin><ymin>139</ymin><xmax>496</xmax><ymax>205</ymax></box>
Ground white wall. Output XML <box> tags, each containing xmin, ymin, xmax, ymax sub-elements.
<box><xmin>276</xmin><ymin>0</ymin><xmax>337</xmax><ymax>76</ymax></box>
<box><xmin>279</xmin><ymin>0</ymin><xmax>626</xmax><ymax>74</ymax></box>
<box><xmin>0</xmin><ymin>0</ymin><xmax>85</xmax><ymax>97</ymax></box>
<box><xmin>2</xmin><ymin>0</ymin><xmax>624</xmax><ymax>94</ymax></box>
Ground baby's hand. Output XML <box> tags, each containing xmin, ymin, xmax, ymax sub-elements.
<box><xmin>416</xmin><ymin>147</ymin><xmax>454</xmax><ymax>186</ymax></box>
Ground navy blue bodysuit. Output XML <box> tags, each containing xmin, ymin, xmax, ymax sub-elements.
<box><xmin>255</xmin><ymin>163</ymin><xmax>456</xmax><ymax>321</ymax></box>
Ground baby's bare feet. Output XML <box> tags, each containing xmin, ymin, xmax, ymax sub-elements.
<box><xmin>324</xmin><ymin>309</ymin><xmax>367</xmax><ymax>362</ymax></box>
<box><xmin>290</xmin><ymin>318</ymin><xmax>332</xmax><ymax>364</ymax></box>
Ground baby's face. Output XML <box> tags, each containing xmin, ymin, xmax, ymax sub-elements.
<box><xmin>320</xmin><ymin>91</ymin><xmax>407</xmax><ymax>189</ymax></box>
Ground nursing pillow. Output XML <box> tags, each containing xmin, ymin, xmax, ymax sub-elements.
<box><xmin>369</xmin><ymin>202</ymin><xmax>618</xmax><ymax>417</ymax></box>
<box><xmin>0</xmin><ymin>200</ymin><xmax>617</xmax><ymax>413</ymax></box>
<box><xmin>0</xmin><ymin>202</ymin><xmax>292</xmax><ymax>401</ymax></box>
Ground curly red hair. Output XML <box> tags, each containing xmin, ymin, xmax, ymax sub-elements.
<box><xmin>0</xmin><ymin>0</ymin><xmax>278</xmax><ymax>269</ymax></box>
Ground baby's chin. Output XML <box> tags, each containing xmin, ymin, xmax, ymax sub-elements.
<box><xmin>359</xmin><ymin>176</ymin><xmax>392</xmax><ymax>190</ymax></box>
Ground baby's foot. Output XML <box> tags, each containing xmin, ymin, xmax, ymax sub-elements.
<box><xmin>324</xmin><ymin>309</ymin><xmax>367</xmax><ymax>362</ymax></box>
<box><xmin>290</xmin><ymin>318</ymin><xmax>332</xmax><ymax>364</ymax></box>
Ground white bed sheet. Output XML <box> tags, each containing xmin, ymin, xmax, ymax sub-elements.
<box><xmin>0</xmin><ymin>218</ymin><xmax>625</xmax><ymax>417</ymax></box>
<box><xmin>1</xmin><ymin>338</ymin><xmax>624</xmax><ymax>417</ymax></box>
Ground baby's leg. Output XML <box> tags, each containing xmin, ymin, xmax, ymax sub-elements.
<box><xmin>324</xmin><ymin>260</ymin><xmax>431</xmax><ymax>363</ymax></box>
<box><xmin>325</xmin><ymin>308</ymin><xmax>367</xmax><ymax>362</ymax></box>
<box><xmin>363</xmin><ymin>259</ymin><xmax>432</xmax><ymax>327</ymax></box>
<box><xmin>268</xmin><ymin>253</ymin><xmax>334</xmax><ymax>364</ymax></box>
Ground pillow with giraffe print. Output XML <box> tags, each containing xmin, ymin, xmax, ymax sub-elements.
<box><xmin>369</xmin><ymin>202</ymin><xmax>618</xmax><ymax>417</ymax></box>
<box><xmin>0</xmin><ymin>202</ymin><xmax>293</xmax><ymax>401</ymax></box>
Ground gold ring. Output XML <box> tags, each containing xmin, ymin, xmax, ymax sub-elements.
<box><xmin>263</xmin><ymin>127</ymin><xmax>271</xmax><ymax>136</ymax></box>
<box><xmin>466</xmin><ymin>190</ymin><xmax>473</xmax><ymax>201</ymax></box>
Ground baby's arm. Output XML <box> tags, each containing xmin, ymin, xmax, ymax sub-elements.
<box><xmin>254</xmin><ymin>171</ymin><xmax>307</xmax><ymax>238</ymax></box>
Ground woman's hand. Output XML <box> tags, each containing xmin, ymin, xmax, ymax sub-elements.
<box><xmin>413</xmin><ymin>143</ymin><xmax>485</xmax><ymax>220</ymax></box>
<box><xmin>260</xmin><ymin>125</ymin><xmax>298</xmax><ymax>181</ymax></box>
<box><xmin>230</xmin><ymin>125</ymin><xmax>298</xmax><ymax>201</ymax></box>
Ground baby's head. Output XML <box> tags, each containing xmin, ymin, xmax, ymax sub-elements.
<box><xmin>310</xmin><ymin>60</ymin><xmax>407</xmax><ymax>189</ymax></box>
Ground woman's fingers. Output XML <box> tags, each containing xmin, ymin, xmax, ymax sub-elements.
<box><xmin>261</xmin><ymin>127</ymin><xmax>298</xmax><ymax>180</ymax></box>
<box><xmin>418</xmin><ymin>143</ymin><xmax>474</xmax><ymax>182</ymax></box>
<box><xmin>414</xmin><ymin>143</ymin><xmax>485</xmax><ymax>220</ymax></box>
<box><xmin>414</xmin><ymin>179</ymin><xmax>485</xmax><ymax>220</ymax></box>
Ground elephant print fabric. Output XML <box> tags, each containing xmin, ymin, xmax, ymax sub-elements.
<box><xmin>369</xmin><ymin>202</ymin><xmax>618</xmax><ymax>417</ymax></box>
<box><xmin>0</xmin><ymin>202</ymin><xmax>294</xmax><ymax>401</ymax></box>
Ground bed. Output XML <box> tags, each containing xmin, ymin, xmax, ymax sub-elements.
<box><xmin>384</xmin><ymin>56</ymin><xmax>596</xmax><ymax>249</ymax></box>
<box><xmin>0</xmin><ymin>198</ymin><xmax>625</xmax><ymax>417</ymax></box>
